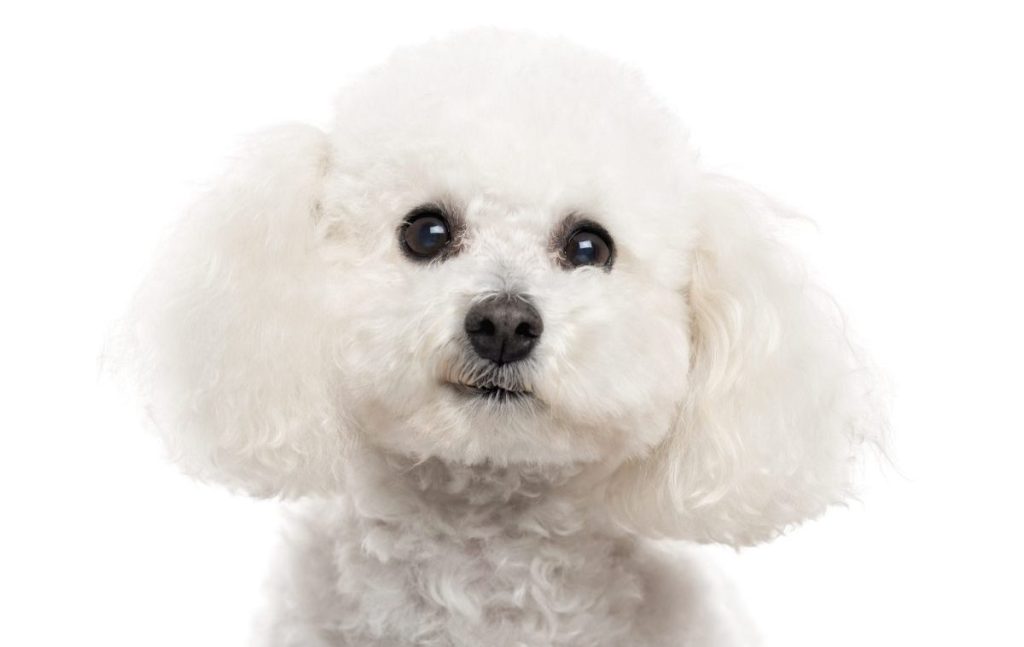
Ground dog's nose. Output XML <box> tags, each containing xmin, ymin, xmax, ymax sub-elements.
<box><xmin>464</xmin><ymin>295</ymin><xmax>543</xmax><ymax>364</ymax></box>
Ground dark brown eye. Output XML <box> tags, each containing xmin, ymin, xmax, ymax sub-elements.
<box><xmin>401</xmin><ymin>207</ymin><xmax>452</xmax><ymax>260</ymax></box>
<box><xmin>565</xmin><ymin>226</ymin><xmax>614</xmax><ymax>268</ymax></box>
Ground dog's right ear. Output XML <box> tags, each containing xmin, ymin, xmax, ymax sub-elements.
<box><xmin>112</xmin><ymin>124</ymin><xmax>351</xmax><ymax>497</ymax></box>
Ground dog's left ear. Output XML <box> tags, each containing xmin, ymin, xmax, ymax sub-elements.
<box><xmin>114</xmin><ymin>124</ymin><xmax>351</xmax><ymax>497</ymax></box>
<box><xmin>607</xmin><ymin>175</ymin><xmax>882</xmax><ymax>546</ymax></box>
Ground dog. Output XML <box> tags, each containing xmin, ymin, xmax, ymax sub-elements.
<box><xmin>120</xmin><ymin>28</ymin><xmax>879</xmax><ymax>647</ymax></box>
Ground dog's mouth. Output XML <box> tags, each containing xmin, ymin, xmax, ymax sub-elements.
<box><xmin>447</xmin><ymin>380</ymin><xmax>533</xmax><ymax>401</ymax></box>
<box><xmin>441</xmin><ymin>357</ymin><xmax>536</xmax><ymax>403</ymax></box>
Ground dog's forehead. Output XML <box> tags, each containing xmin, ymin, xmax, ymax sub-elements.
<box><xmin>330</xmin><ymin>30</ymin><xmax>696</xmax><ymax>215</ymax></box>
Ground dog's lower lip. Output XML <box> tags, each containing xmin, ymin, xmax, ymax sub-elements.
<box><xmin>448</xmin><ymin>382</ymin><xmax>531</xmax><ymax>400</ymax></box>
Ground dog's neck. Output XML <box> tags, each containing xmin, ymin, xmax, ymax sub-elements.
<box><xmin>292</xmin><ymin>449</ymin><xmax>646</xmax><ymax>645</ymax></box>
<box><xmin>346</xmin><ymin>450</ymin><xmax>611</xmax><ymax>535</ymax></box>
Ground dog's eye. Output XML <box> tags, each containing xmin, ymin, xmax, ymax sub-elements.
<box><xmin>565</xmin><ymin>227</ymin><xmax>614</xmax><ymax>269</ymax></box>
<box><xmin>401</xmin><ymin>207</ymin><xmax>452</xmax><ymax>260</ymax></box>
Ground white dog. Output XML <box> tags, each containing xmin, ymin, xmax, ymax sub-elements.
<box><xmin>122</xmin><ymin>29</ymin><xmax>879</xmax><ymax>647</ymax></box>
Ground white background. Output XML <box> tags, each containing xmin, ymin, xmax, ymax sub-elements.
<box><xmin>2</xmin><ymin>1</ymin><xmax>1022</xmax><ymax>645</ymax></box>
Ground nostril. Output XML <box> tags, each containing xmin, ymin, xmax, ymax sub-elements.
<box><xmin>515</xmin><ymin>321</ymin><xmax>538</xmax><ymax>338</ymax></box>
<box><xmin>465</xmin><ymin>313</ymin><xmax>496</xmax><ymax>336</ymax></box>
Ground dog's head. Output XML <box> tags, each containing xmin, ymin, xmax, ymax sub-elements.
<box><xmin>122</xmin><ymin>30</ymin><xmax>878</xmax><ymax>545</ymax></box>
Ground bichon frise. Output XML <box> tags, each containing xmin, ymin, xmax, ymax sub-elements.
<box><xmin>120</xmin><ymin>29</ymin><xmax>880</xmax><ymax>647</ymax></box>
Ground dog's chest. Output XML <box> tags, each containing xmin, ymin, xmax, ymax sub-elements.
<box><xmin>331</xmin><ymin>514</ymin><xmax>645</xmax><ymax>646</ymax></box>
<box><xmin>271</xmin><ymin>463</ymin><xmax>651</xmax><ymax>647</ymax></box>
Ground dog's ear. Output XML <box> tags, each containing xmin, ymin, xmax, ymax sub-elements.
<box><xmin>115</xmin><ymin>124</ymin><xmax>350</xmax><ymax>497</ymax></box>
<box><xmin>607</xmin><ymin>175</ymin><xmax>881</xmax><ymax>545</ymax></box>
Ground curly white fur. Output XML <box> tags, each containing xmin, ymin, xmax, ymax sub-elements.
<box><xmin>117</xmin><ymin>29</ymin><xmax>880</xmax><ymax>646</ymax></box>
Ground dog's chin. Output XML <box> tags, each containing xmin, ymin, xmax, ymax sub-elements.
<box><xmin>361</xmin><ymin>358</ymin><xmax>623</xmax><ymax>466</ymax></box>
<box><xmin>367</xmin><ymin>382</ymin><xmax>604</xmax><ymax>466</ymax></box>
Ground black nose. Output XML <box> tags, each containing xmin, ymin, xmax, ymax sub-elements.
<box><xmin>464</xmin><ymin>295</ymin><xmax>543</xmax><ymax>364</ymax></box>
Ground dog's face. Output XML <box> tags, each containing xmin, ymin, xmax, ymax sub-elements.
<box><xmin>123</xmin><ymin>30</ymin><xmax>877</xmax><ymax>545</ymax></box>
<box><xmin>320</xmin><ymin>51</ymin><xmax>696</xmax><ymax>465</ymax></box>
<box><xmin>331</xmin><ymin>191</ymin><xmax>691</xmax><ymax>468</ymax></box>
